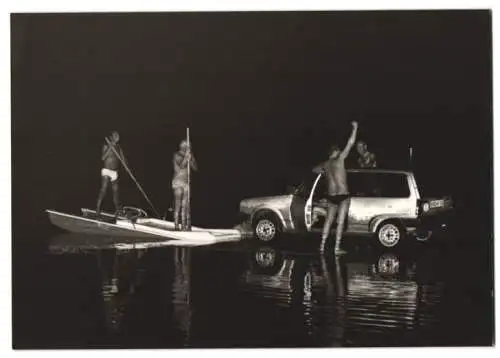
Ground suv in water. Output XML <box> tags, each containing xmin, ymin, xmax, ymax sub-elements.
<box><xmin>238</xmin><ymin>169</ymin><xmax>453</xmax><ymax>248</ymax></box>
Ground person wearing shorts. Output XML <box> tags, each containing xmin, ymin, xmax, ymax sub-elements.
<box><xmin>313</xmin><ymin>122</ymin><xmax>358</xmax><ymax>255</ymax></box>
<box><xmin>172</xmin><ymin>139</ymin><xmax>197</xmax><ymax>230</ymax></box>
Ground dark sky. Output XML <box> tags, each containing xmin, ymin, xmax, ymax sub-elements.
<box><xmin>11</xmin><ymin>11</ymin><xmax>492</xmax><ymax>230</ymax></box>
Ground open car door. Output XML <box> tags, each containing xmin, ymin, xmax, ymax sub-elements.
<box><xmin>305</xmin><ymin>173</ymin><xmax>322</xmax><ymax>231</ymax></box>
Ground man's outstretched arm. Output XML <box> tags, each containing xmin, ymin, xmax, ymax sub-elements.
<box><xmin>340</xmin><ymin>121</ymin><xmax>358</xmax><ymax>160</ymax></box>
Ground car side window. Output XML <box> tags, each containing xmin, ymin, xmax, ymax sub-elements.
<box><xmin>348</xmin><ymin>173</ymin><xmax>410</xmax><ymax>198</ymax></box>
<box><xmin>293</xmin><ymin>173</ymin><xmax>318</xmax><ymax>198</ymax></box>
<box><xmin>348</xmin><ymin>173</ymin><xmax>378</xmax><ymax>197</ymax></box>
<box><xmin>294</xmin><ymin>183</ymin><xmax>309</xmax><ymax>198</ymax></box>
<box><xmin>376</xmin><ymin>173</ymin><xmax>410</xmax><ymax>198</ymax></box>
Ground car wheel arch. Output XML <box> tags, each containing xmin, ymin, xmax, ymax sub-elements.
<box><xmin>251</xmin><ymin>208</ymin><xmax>285</xmax><ymax>229</ymax></box>
<box><xmin>370</xmin><ymin>216</ymin><xmax>406</xmax><ymax>234</ymax></box>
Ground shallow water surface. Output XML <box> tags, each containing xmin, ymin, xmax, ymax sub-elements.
<box><xmin>12</xmin><ymin>228</ymin><xmax>494</xmax><ymax>348</ymax></box>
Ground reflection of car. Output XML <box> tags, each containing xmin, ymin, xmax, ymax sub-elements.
<box><xmin>239</xmin><ymin>169</ymin><xmax>453</xmax><ymax>247</ymax></box>
<box><xmin>240</xmin><ymin>247</ymin><xmax>320</xmax><ymax>307</ymax></box>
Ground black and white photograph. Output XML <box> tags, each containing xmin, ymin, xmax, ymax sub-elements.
<box><xmin>9</xmin><ymin>5</ymin><xmax>495</xmax><ymax>351</ymax></box>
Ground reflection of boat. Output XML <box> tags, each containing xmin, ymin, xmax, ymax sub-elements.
<box><xmin>48</xmin><ymin>233</ymin><xmax>213</xmax><ymax>254</ymax></box>
<box><xmin>46</xmin><ymin>207</ymin><xmax>241</xmax><ymax>245</ymax></box>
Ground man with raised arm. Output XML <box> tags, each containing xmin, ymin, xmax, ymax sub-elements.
<box><xmin>172</xmin><ymin>140</ymin><xmax>197</xmax><ymax>231</ymax></box>
<box><xmin>313</xmin><ymin>121</ymin><xmax>358</xmax><ymax>255</ymax></box>
<box><xmin>96</xmin><ymin>131</ymin><xmax>126</xmax><ymax>216</ymax></box>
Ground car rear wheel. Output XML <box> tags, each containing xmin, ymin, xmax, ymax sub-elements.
<box><xmin>415</xmin><ymin>229</ymin><xmax>433</xmax><ymax>242</ymax></box>
<box><xmin>253</xmin><ymin>217</ymin><xmax>281</xmax><ymax>242</ymax></box>
<box><xmin>376</xmin><ymin>221</ymin><xmax>404</xmax><ymax>248</ymax></box>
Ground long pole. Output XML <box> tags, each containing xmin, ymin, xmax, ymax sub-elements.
<box><xmin>105</xmin><ymin>137</ymin><xmax>160</xmax><ymax>218</ymax></box>
<box><xmin>186</xmin><ymin>128</ymin><xmax>191</xmax><ymax>230</ymax></box>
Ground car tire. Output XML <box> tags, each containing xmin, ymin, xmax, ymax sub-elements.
<box><xmin>376</xmin><ymin>221</ymin><xmax>405</xmax><ymax>248</ymax></box>
<box><xmin>250</xmin><ymin>247</ymin><xmax>284</xmax><ymax>275</ymax></box>
<box><xmin>376</xmin><ymin>253</ymin><xmax>401</xmax><ymax>276</ymax></box>
<box><xmin>253</xmin><ymin>215</ymin><xmax>281</xmax><ymax>242</ymax></box>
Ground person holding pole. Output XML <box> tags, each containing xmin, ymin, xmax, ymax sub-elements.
<box><xmin>96</xmin><ymin>131</ymin><xmax>126</xmax><ymax>216</ymax></box>
<box><xmin>172</xmin><ymin>134</ymin><xmax>197</xmax><ymax>231</ymax></box>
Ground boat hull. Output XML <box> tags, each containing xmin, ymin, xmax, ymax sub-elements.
<box><xmin>47</xmin><ymin>210</ymin><xmax>165</xmax><ymax>239</ymax></box>
<box><xmin>46</xmin><ymin>209</ymin><xmax>242</xmax><ymax>244</ymax></box>
<box><xmin>48</xmin><ymin>233</ymin><xmax>210</xmax><ymax>254</ymax></box>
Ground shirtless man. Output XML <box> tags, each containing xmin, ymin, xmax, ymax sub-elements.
<box><xmin>172</xmin><ymin>140</ymin><xmax>197</xmax><ymax>231</ymax></box>
<box><xmin>356</xmin><ymin>140</ymin><xmax>377</xmax><ymax>168</ymax></box>
<box><xmin>96</xmin><ymin>131</ymin><xmax>126</xmax><ymax>216</ymax></box>
<box><xmin>313</xmin><ymin>121</ymin><xmax>358</xmax><ymax>255</ymax></box>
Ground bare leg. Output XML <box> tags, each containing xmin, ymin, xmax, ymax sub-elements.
<box><xmin>320</xmin><ymin>203</ymin><xmax>338</xmax><ymax>253</ymax></box>
<box><xmin>334</xmin><ymin>198</ymin><xmax>351</xmax><ymax>254</ymax></box>
<box><xmin>96</xmin><ymin>176</ymin><xmax>110</xmax><ymax>216</ymax></box>
<box><xmin>111</xmin><ymin>180</ymin><xmax>121</xmax><ymax>213</ymax></box>
<box><xmin>173</xmin><ymin>188</ymin><xmax>183</xmax><ymax>230</ymax></box>
<box><xmin>181</xmin><ymin>190</ymin><xmax>190</xmax><ymax>231</ymax></box>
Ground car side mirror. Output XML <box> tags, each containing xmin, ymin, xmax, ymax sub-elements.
<box><xmin>286</xmin><ymin>185</ymin><xmax>297</xmax><ymax>194</ymax></box>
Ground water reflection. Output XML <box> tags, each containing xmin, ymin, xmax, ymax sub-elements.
<box><xmin>238</xmin><ymin>246</ymin><xmax>446</xmax><ymax>347</ymax></box>
<box><xmin>99</xmin><ymin>248</ymin><xmax>146</xmax><ymax>335</ymax></box>
<box><xmin>46</xmin><ymin>234</ymin><xmax>450</xmax><ymax>348</ymax></box>
<box><xmin>172</xmin><ymin>247</ymin><xmax>192</xmax><ymax>346</ymax></box>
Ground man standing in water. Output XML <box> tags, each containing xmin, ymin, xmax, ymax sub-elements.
<box><xmin>356</xmin><ymin>140</ymin><xmax>377</xmax><ymax>168</ymax></box>
<box><xmin>96</xmin><ymin>131</ymin><xmax>126</xmax><ymax>216</ymax></box>
<box><xmin>172</xmin><ymin>140</ymin><xmax>197</xmax><ymax>231</ymax></box>
<box><xmin>313</xmin><ymin>121</ymin><xmax>358</xmax><ymax>255</ymax></box>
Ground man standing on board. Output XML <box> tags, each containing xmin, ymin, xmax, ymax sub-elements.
<box><xmin>172</xmin><ymin>139</ymin><xmax>197</xmax><ymax>231</ymax></box>
<box><xmin>96</xmin><ymin>131</ymin><xmax>126</xmax><ymax>216</ymax></box>
<box><xmin>313</xmin><ymin>121</ymin><xmax>358</xmax><ymax>255</ymax></box>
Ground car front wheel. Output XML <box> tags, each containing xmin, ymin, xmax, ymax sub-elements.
<box><xmin>253</xmin><ymin>217</ymin><xmax>280</xmax><ymax>242</ymax></box>
<box><xmin>376</xmin><ymin>221</ymin><xmax>404</xmax><ymax>248</ymax></box>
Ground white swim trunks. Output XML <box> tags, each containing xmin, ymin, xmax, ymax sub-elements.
<box><xmin>172</xmin><ymin>178</ymin><xmax>188</xmax><ymax>190</ymax></box>
<box><xmin>101</xmin><ymin>168</ymin><xmax>118</xmax><ymax>182</ymax></box>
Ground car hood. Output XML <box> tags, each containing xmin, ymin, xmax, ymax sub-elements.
<box><xmin>240</xmin><ymin>195</ymin><xmax>293</xmax><ymax>210</ymax></box>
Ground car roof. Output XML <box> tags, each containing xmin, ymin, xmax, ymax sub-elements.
<box><xmin>347</xmin><ymin>168</ymin><xmax>413</xmax><ymax>175</ymax></box>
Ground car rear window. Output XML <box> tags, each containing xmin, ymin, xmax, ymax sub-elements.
<box><xmin>348</xmin><ymin>172</ymin><xmax>410</xmax><ymax>198</ymax></box>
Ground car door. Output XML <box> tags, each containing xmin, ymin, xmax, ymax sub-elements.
<box><xmin>347</xmin><ymin>172</ymin><xmax>417</xmax><ymax>233</ymax></box>
<box><xmin>305</xmin><ymin>173</ymin><xmax>323</xmax><ymax>231</ymax></box>
<box><xmin>287</xmin><ymin>173</ymin><xmax>320</xmax><ymax>232</ymax></box>
<box><xmin>290</xmin><ymin>194</ymin><xmax>307</xmax><ymax>232</ymax></box>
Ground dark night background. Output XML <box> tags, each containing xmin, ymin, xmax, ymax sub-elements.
<box><xmin>11</xmin><ymin>11</ymin><xmax>492</xmax><ymax>238</ymax></box>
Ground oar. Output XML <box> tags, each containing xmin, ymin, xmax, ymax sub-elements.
<box><xmin>105</xmin><ymin>137</ymin><xmax>161</xmax><ymax>218</ymax></box>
